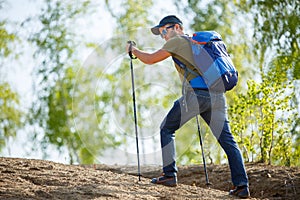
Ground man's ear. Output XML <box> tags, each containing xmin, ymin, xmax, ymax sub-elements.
<box><xmin>175</xmin><ymin>24</ymin><xmax>182</xmax><ymax>31</ymax></box>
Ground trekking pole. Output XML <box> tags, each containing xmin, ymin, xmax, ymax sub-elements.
<box><xmin>127</xmin><ymin>41</ymin><xmax>141</xmax><ymax>181</ymax></box>
<box><xmin>196</xmin><ymin>115</ymin><xmax>210</xmax><ymax>186</ymax></box>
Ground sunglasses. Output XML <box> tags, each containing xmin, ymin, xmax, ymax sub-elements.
<box><xmin>160</xmin><ymin>24</ymin><xmax>176</xmax><ymax>38</ymax></box>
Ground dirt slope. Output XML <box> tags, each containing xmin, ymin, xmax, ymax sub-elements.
<box><xmin>0</xmin><ymin>157</ymin><xmax>299</xmax><ymax>199</ymax></box>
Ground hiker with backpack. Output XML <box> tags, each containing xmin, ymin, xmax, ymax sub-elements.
<box><xmin>126</xmin><ymin>15</ymin><xmax>250</xmax><ymax>198</ymax></box>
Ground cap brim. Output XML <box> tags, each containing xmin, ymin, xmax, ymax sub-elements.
<box><xmin>151</xmin><ymin>25</ymin><xmax>161</xmax><ymax>35</ymax></box>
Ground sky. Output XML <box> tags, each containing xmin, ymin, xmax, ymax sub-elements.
<box><xmin>1</xmin><ymin>0</ymin><xmax>189</xmax><ymax>164</ymax></box>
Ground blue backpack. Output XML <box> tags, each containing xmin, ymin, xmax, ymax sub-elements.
<box><xmin>173</xmin><ymin>31</ymin><xmax>238</xmax><ymax>92</ymax></box>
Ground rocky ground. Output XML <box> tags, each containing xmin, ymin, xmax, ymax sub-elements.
<box><xmin>0</xmin><ymin>157</ymin><xmax>299</xmax><ymax>199</ymax></box>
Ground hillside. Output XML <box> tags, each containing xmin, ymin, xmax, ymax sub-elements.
<box><xmin>0</xmin><ymin>157</ymin><xmax>299</xmax><ymax>199</ymax></box>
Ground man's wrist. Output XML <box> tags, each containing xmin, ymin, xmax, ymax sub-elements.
<box><xmin>132</xmin><ymin>47</ymin><xmax>138</xmax><ymax>57</ymax></box>
<box><xmin>132</xmin><ymin>47</ymin><xmax>137</xmax><ymax>54</ymax></box>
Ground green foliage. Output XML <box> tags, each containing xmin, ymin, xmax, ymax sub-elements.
<box><xmin>0</xmin><ymin>1</ymin><xmax>18</xmax><ymax>58</ymax></box>
<box><xmin>26</xmin><ymin>0</ymin><xmax>118</xmax><ymax>164</ymax></box>
<box><xmin>229</xmin><ymin>57</ymin><xmax>298</xmax><ymax>166</ymax></box>
<box><xmin>0</xmin><ymin>3</ymin><xmax>22</xmax><ymax>153</ymax></box>
<box><xmin>0</xmin><ymin>22</ymin><xmax>16</xmax><ymax>58</ymax></box>
<box><xmin>105</xmin><ymin>0</ymin><xmax>153</xmax><ymax>34</ymax></box>
<box><xmin>230</xmin><ymin>0</ymin><xmax>300</xmax><ymax>166</ymax></box>
<box><xmin>0</xmin><ymin>83</ymin><xmax>22</xmax><ymax>151</ymax></box>
<box><xmin>236</xmin><ymin>0</ymin><xmax>300</xmax><ymax>79</ymax></box>
<box><xmin>46</xmin><ymin>66</ymin><xmax>82</xmax><ymax>163</ymax></box>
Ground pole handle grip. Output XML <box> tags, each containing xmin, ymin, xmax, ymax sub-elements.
<box><xmin>127</xmin><ymin>41</ymin><xmax>137</xmax><ymax>59</ymax></box>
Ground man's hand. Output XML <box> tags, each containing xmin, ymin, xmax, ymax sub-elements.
<box><xmin>126</xmin><ymin>41</ymin><xmax>137</xmax><ymax>53</ymax></box>
<box><xmin>126</xmin><ymin>41</ymin><xmax>137</xmax><ymax>59</ymax></box>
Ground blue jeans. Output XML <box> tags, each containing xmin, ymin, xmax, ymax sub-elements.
<box><xmin>160</xmin><ymin>89</ymin><xmax>248</xmax><ymax>187</ymax></box>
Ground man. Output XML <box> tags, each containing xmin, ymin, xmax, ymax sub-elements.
<box><xmin>126</xmin><ymin>15</ymin><xmax>250</xmax><ymax>198</ymax></box>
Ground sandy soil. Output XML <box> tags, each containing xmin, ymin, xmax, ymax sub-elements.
<box><xmin>0</xmin><ymin>157</ymin><xmax>299</xmax><ymax>199</ymax></box>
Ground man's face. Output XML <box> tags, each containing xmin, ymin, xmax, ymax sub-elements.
<box><xmin>159</xmin><ymin>24</ymin><xmax>177</xmax><ymax>41</ymax></box>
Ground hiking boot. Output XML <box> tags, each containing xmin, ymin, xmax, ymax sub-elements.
<box><xmin>151</xmin><ymin>174</ymin><xmax>177</xmax><ymax>187</ymax></box>
<box><xmin>229</xmin><ymin>185</ymin><xmax>250</xmax><ymax>198</ymax></box>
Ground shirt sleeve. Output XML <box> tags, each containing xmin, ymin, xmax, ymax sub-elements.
<box><xmin>161</xmin><ymin>36</ymin><xmax>182</xmax><ymax>55</ymax></box>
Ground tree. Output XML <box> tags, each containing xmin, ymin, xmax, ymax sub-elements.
<box><xmin>0</xmin><ymin>23</ymin><xmax>15</xmax><ymax>58</ymax></box>
<box><xmin>0</xmin><ymin>83</ymin><xmax>22</xmax><ymax>152</ymax></box>
<box><xmin>235</xmin><ymin>0</ymin><xmax>300</xmax><ymax>146</ymax></box>
<box><xmin>25</xmin><ymin>0</ymin><xmax>119</xmax><ymax>164</ymax></box>
<box><xmin>229</xmin><ymin>58</ymin><xmax>298</xmax><ymax>166</ymax></box>
<box><xmin>0</xmin><ymin>1</ymin><xmax>22</xmax><ymax>153</ymax></box>
<box><xmin>228</xmin><ymin>0</ymin><xmax>300</xmax><ymax>166</ymax></box>
<box><xmin>236</xmin><ymin>0</ymin><xmax>299</xmax><ymax>79</ymax></box>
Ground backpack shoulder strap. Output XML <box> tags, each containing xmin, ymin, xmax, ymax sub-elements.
<box><xmin>172</xmin><ymin>56</ymin><xmax>199</xmax><ymax>77</ymax></box>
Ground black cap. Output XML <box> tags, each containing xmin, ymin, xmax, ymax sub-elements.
<box><xmin>151</xmin><ymin>15</ymin><xmax>183</xmax><ymax>35</ymax></box>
